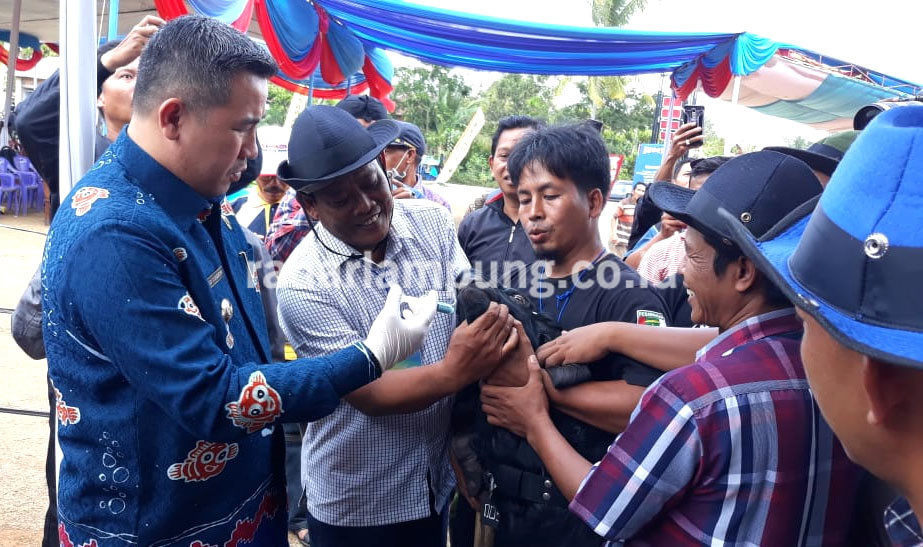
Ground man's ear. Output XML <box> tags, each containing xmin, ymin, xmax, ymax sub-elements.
<box><xmin>587</xmin><ymin>187</ymin><xmax>605</xmax><ymax>219</ymax></box>
<box><xmin>295</xmin><ymin>192</ymin><xmax>319</xmax><ymax>221</ymax></box>
<box><xmin>733</xmin><ymin>256</ymin><xmax>759</xmax><ymax>293</ymax></box>
<box><xmin>158</xmin><ymin>98</ymin><xmax>186</xmax><ymax>141</ymax></box>
<box><xmin>488</xmin><ymin>155</ymin><xmax>495</xmax><ymax>170</ymax></box>
<box><xmin>862</xmin><ymin>356</ymin><xmax>907</xmax><ymax>428</ymax></box>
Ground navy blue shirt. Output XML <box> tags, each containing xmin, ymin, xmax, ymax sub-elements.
<box><xmin>458</xmin><ymin>194</ymin><xmax>536</xmax><ymax>283</ymax></box>
<box><xmin>42</xmin><ymin>131</ymin><xmax>379</xmax><ymax>546</ymax></box>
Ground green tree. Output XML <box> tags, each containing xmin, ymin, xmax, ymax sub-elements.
<box><xmin>701</xmin><ymin>119</ymin><xmax>726</xmax><ymax>157</ymax></box>
<box><xmin>392</xmin><ymin>65</ymin><xmax>474</xmax><ymax>158</ymax></box>
<box><xmin>591</xmin><ymin>0</ymin><xmax>647</xmax><ymax>27</ymax></box>
<box><xmin>263</xmin><ymin>83</ymin><xmax>293</xmax><ymax>126</ymax></box>
<box><xmin>557</xmin><ymin>83</ymin><xmax>654</xmax><ymax>177</ymax></box>
<box><xmin>786</xmin><ymin>135</ymin><xmax>811</xmax><ymax>150</ymax></box>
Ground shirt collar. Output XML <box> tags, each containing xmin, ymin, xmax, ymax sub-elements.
<box><xmin>696</xmin><ymin>308</ymin><xmax>800</xmax><ymax>362</ymax></box>
<box><xmin>112</xmin><ymin>129</ymin><xmax>213</xmax><ymax>229</ymax></box>
<box><xmin>885</xmin><ymin>497</ymin><xmax>923</xmax><ymax>546</ymax></box>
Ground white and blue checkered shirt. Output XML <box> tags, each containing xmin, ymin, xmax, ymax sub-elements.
<box><xmin>277</xmin><ymin>199</ymin><xmax>469</xmax><ymax>526</ymax></box>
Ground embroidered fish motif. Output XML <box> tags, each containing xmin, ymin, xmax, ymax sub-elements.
<box><xmin>178</xmin><ymin>293</ymin><xmax>204</xmax><ymax>320</ymax></box>
<box><xmin>53</xmin><ymin>386</ymin><xmax>81</xmax><ymax>426</ymax></box>
<box><xmin>225</xmin><ymin>371</ymin><xmax>283</xmax><ymax>433</ymax></box>
<box><xmin>167</xmin><ymin>440</ymin><xmax>239</xmax><ymax>483</ymax></box>
<box><xmin>58</xmin><ymin>522</ymin><xmax>99</xmax><ymax>547</ymax></box>
<box><xmin>71</xmin><ymin>187</ymin><xmax>110</xmax><ymax>217</ymax></box>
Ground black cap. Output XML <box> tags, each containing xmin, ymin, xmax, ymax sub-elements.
<box><xmin>335</xmin><ymin>94</ymin><xmax>389</xmax><ymax>122</ymax></box>
<box><xmin>388</xmin><ymin>121</ymin><xmax>426</xmax><ymax>157</ymax></box>
<box><xmin>646</xmin><ymin>150</ymin><xmax>823</xmax><ymax>242</ymax></box>
<box><xmin>277</xmin><ymin>105</ymin><xmax>399</xmax><ymax>191</ymax></box>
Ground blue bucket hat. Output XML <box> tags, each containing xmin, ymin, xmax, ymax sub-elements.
<box><xmin>721</xmin><ymin>106</ymin><xmax>923</xmax><ymax>369</ymax></box>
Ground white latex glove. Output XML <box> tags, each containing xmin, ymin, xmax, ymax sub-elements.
<box><xmin>363</xmin><ymin>286</ymin><xmax>438</xmax><ymax>372</ymax></box>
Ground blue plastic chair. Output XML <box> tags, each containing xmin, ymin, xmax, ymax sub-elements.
<box><xmin>13</xmin><ymin>155</ymin><xmax>43</xmax><ymax>213</ymax></box>
<box><xmin>0</xmin><ymin>169</ymin><xmax>20</xmax><ymax>215</ymax></box>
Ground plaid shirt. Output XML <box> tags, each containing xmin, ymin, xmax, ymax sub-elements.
<box><xmin>886</xmin><ymin>498</ymin><xmax>923</xmax><ymax>546</ymax></box>
<box><xmin>570</xmin><ymin>309</ymin><xmax>862</xmax><ymax>545</ymax></box>
<box><xmin>276</xmin><ymin>199</ymin><xmax>469</xmax><ymax>526</ymax></box>
<box><xmin>637</xmin><ymin>230</ymin><xmax>686</xmax><ymax>283</ymax></box>
<box><xmin>265</xmin><ymin>189</ymin><xmax>308</xmax><ymax>264</ymax></box>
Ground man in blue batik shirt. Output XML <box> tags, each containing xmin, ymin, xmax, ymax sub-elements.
<box><xmin>42</xmin><ymin>16</ymin><xmax>438</xmax><ymax>546</ymax></box>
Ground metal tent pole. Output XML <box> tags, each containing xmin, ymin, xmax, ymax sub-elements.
<box><xmin>1</xmin><ymin>0</ymin><xmax>22</xmax><ymax>146</ymax></box>
<box><xmin>725</xmin><ymin>75</ymin><xmax>741</xmax><ymax>155</ymax></box>
<box><xmin>59</xmin><ymin>0</ymin><xmax>97</xmax><ymax>200</ymax></box>
<box><xmin>108</xmin><ymin>0</ymin><xmax>121</xmax><ymax>41</ymax></box>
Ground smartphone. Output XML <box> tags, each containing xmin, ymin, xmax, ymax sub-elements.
<box><xmin>681</xmin><ymin>105</ymin><xmax>705</xmax><ymax>148</ymax></box>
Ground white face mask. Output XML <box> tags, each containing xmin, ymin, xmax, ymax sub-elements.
<box><xmin>387</xmin><ymin>149</ymin><xmax>411</xmax><ymax>183</ymax></box>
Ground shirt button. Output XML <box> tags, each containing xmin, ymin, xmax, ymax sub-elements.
<box><xmin>543</xmin><ymin>479</ymin><xmax>552</xmax><ymax>489</ymax></box>
<box><xmin>221</xmin><ymin>298</ymin><xmax>234</xmax><ymax>322</ymax></box>
<box><xmin>541</xmin><ymin>492</ymin><xmax>551</xmax><ymax>501</ymax></box>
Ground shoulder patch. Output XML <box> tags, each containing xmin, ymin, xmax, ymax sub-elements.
<box><xmin>71</xmin><ymin>187</ymin><xmax>110</xmax><ymax>216</ymax></box>
<box><xmin>637</xmin><ymin>309</ymin><xmax>666</xmax><ymax>327</ymax></box>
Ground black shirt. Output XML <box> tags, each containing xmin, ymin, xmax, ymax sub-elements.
<box><xmin>510</xmin><ymin>252</ymin><xmax>669</xmax><ymax>386</ymax></box>
<box><xmin>656</xmin><ymin>273</ymin><xmax>694</xmax><ymax>328</ymax></box>
<box><xmin>458</xmin><ymin>194</ymin><xmax>536</xmax><ymax>284</ymax></box>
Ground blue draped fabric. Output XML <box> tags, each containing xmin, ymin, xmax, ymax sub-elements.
<box><xmin>186</xmin><ymin>0</ymin><xmax>249</xmax><ymax>24</ymax></box>
<box><xmin>266</xmin><ymin>0</ymin><xmax>319</xmax><ymax>62</ymax></box>
<box><xmin>316</xmin><ymin>0</ymin><xmax>738</xmax><ymax>75</ymax></box>
<box><xmin>0</xmin><ymin>30</ymin><xmax>40</xmax><ymax>50</ymax></box>
<box><xmin>752</xmin><ymin>72</ymin><xmax>901</xmax><ymax>124</ymax></box>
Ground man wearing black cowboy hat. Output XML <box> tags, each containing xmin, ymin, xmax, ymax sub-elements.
<box><xmin>275</xmin><ymin>105</ymin><xmax>519</xmax><ymax>547</ymax></box>
<box><xmin>724</xmin><ymin>105</ymin><xmax>923</xmax><ymax>546</ymax></box>
<box><xmin>482</xmin><ymin>150</ymin><xmax>864</xmax><ymax>545</ymax></box>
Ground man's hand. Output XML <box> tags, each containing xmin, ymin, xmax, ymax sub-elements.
<box><xmin>536</xmin><ymin>323</ymin><xmax>613</xmax><ymax>368</ymax></box>
<box><xmin>363</xmin><ymin>286</ymin><xmax>438</xmax><ymax>372</ymax></box>
<box><xmin>481</xmin><ymin>356</ymin><xmax>550</xmax><ymax>438</ymax></box>
<box><xmin>667</xmin><ymin>122</ymin><xmax>704</xmax><ymax>161</ymax></box>
<box><xmin>444</xmin><ymin>302</ymin><xmax>517</xmax><ymax>385</ymax></box>
<box><xmin>659</xmin><ymin>213</ymin><xmax>687</xmax><ymax>239</ymax></box>
<box><xmin>100</xmin><ymin>15</ymin><xmax>165</xmax><ymax>71</ymax></box>
<box><xmin>391</xmin><ymin>186</ymin><xmax>413</xmax><ymax>200</ymax></box>
<box><xmin>484</xmin><ymin>321</ymin><xmax>532</xmax><ymax>387</ymax></box>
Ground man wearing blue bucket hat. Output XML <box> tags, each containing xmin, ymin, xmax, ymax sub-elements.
<box><xmin>722</xmin><ymin>106</ymin><xmax>923</xmax><ymax>545</ymax></box>
<box><xmin>482</xmin><ymin>149</ymin><xmax>866</xmax><ymax>545</ymax></box>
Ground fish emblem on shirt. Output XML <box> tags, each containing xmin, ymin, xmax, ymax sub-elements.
<box><xmin>225</xmin><ymin>371</ymin><xmax>283</xmax><ymax>433</ymax></box>
<box><xmin>70</xmin><ymin>187</ymin><xmax>110</xmax><ymax>217</ymax></box>
<box><xmin>53</xmin><ymin>385</ymin><xmax>81</xmax><ymax>426</ymax></box>
<box><xmin>178</xmin><ymin>292</ymin><xmax>204</xmax><ymax>320</ymax></box>
<box><xmin>167</xmin><ymin>440</ymin><xmax>239</xmax><ymax>483</ymax></box>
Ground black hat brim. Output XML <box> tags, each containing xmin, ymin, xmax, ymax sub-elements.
<box><xmin>764</xmin><ymin>146</ymin><xmax>839</xmax><ymax>177</ymax></box>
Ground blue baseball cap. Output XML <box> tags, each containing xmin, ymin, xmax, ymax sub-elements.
<box><xmin>721</xmin><ymin>106</ymin><xmax>923</xmax><ymax>369</ymax></box>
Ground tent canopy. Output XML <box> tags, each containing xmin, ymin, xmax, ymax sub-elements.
<box><xmin>3</xmin><ymin>0</ymin><xmax>918</xmax><ymax>129</ymax></box>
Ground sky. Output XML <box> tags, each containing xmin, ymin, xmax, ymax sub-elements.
<box><xmin>392</xmin><ymin>0</ymin><xmax>920</xmax><ymax>149</ymax></box>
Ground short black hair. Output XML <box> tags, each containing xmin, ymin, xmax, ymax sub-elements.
<box><xmin>672</xmin><ymin>157</ymin><xmax>692</xmax><ymax>181</ymax></box>
<box><xmin>690</xmin><ymin>156</ymin><xmax>731</xmax><ymax>179</ymax></box>
<box><xmin>507</xmin><ymin>124</ymin><xmax>610</xmax><ymax>198</ymax></box>
<box><xmin>490</xmin><ymin>115</ymin><xmax>543</xmax><ymax>156</ymax></box>
<box><xmin>133</xmin><ymin>15</ymin><xmax>277</xmax><ymax>116</ymax></box>
<box><xmin>704</xmin><ymin>232</ymin><xmax>790</xmax><ymax>307</ymax></box>
<box><xmin>97</xmin><ymin>39</ymin><xmax>122</xmax><ymax>58</ymax></box>
<box><xmin>336</xmin><ymin>95</ymin><xmax>389</xmax><ymax>122</ymax></box>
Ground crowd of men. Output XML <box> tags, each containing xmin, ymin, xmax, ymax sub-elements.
<box><xmin>9</xmin><ymin>13</ymin><xmax>923</xmax><ymax>547</ymax></box>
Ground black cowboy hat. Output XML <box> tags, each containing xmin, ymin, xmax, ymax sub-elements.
<box><xmin>277</xmin><ymin>105</ymin><xmax>400</xmax><ymax>191</ymax></box>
